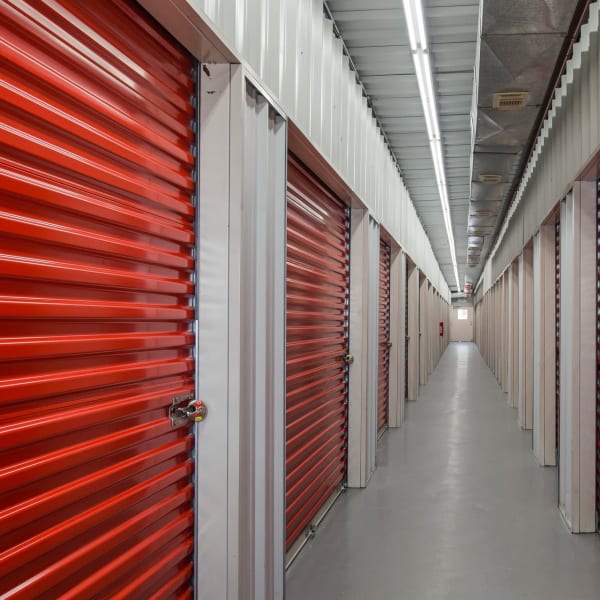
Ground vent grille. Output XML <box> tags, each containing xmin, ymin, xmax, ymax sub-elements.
<box><xmin>479</xmin><ymin>174</ymin><xmax>502</xmax><ymax>184</ymax></box>
<box><xmin>493</xmin><ymin>91</ymin><xmax>529</xmax><ymax>111</ymax></box>
<box><xmin>468</xmin><ymin>228</ymin><xmax>488</xmax><ymax>237</ymax></box>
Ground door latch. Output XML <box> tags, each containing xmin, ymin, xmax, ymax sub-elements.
<box><xmin>342</xmin><ymin>353</ymin><xmax>354</xmax><ymax>365</ymax></box>
<box><xmin>170</xmin><ymin>394</ymin><xmax>208</xmax><ymax>426</ymax></box>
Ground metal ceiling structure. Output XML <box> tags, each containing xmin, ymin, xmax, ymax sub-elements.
<box><xmin>326</xmin><ymin>0</ymin><xmax>584</xmax><ymax>292</ymax></box>
<box><xmin>469</xmin><ymin>0</ymin><xmax>584</xmax><ymax>284</ymax></box>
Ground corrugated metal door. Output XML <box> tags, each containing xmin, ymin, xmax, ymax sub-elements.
<box><xmin>286</xmin><ymin>156</ymin><xmax>350</xmax><ymax>552</ymax></box>
<box><xmin>378</xmin><ymin>240</ymin><xmax>391</xmax><ymax>434</ymax></box>
<box><xmin>596</xmin><ymin>180</ymin><xmax>600</xmax><ymax>531</ymax></box>
<box><xmin>405</xmin><ymin>267</ymin><xmax>409</xmax><ymax>400</ymax></box>
<box><xmin>0</xmin><ymin>1</ymin><xmax>197</xmax><ymax>597</ymax></box>
<box><xmin>555</xmin><ymin>220</ymin><xmax>560</xmax><ymax>467</ymax></box>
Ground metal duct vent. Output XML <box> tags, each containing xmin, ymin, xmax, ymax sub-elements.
<box><xmin>468</xmin><ymin>228</ymin><xmax>487</xmax><ymax>237</ymax></box>
<box><xmin>479</xmin><ymin>174</ymin><xmax>502</xmax><ymax>184</ymax></box>
<box><xmin>492</xmin><ymin>91</ymin><xmax>529</xmax><ymax>111</ymax></box>
<box><xmin>471</xmin><ymin>209</ymin><xmax>496</xmax><ymax>217</ymax></box>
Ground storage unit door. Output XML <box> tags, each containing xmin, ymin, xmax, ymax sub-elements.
<box><xmin>286</xmin><ymin>156</ymin><xmax>350</xmax><ymax>551</ymax></box>
<box><xmin>405</xmin><ymin>267</ymin><xmax>409</xmax><ymax>400</ymax></box>
<box><xmin>597</xmin><ymin>184</ymin><xmax>600</xmax><ymax>530</ymax></box>
<box><xmin>0</xmin><ymin>1</ymin><xmax>197</xmax><ymax>597</ymax></box>
<box><xmin>555</xmin><ymin>220</ymin><xmax>561</xmax><ymax>469</ymax></box>
<box><xmin>378</xmin><ymin>240</ymin><xmax>391</xmax><ymax>434</ymax></box>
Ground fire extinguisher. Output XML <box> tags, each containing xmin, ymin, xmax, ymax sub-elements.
<box><xmin>439</xmin><ymin>321</ymin><xmax>444</xmax><ymax>337</ymax></box>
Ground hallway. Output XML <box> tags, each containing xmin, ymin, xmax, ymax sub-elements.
<box><xmin>286</xmin><ymin>343</ymin><xmax>600</xmax><ymax>600</ymax></box>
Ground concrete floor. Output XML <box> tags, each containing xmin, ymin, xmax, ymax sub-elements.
<box><xmin>286</xmin><ymin>342</ymin><xmax>600</xmax><ymax>600</ymax></box>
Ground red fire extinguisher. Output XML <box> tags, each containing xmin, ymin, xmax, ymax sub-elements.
<box><xmin>439</xmin><ymin>321</ymin><xmax>444</xmax><ymax>337</ymax></box>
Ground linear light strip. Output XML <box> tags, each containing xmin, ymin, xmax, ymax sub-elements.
<box><xmin>403</xmin><ymin>0</ymin><xmax>461</xmax><ymax>291</ymax></box>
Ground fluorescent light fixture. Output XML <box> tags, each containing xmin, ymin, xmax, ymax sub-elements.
<box><xmin>415</xmin><ymin>5</ymin><xmax>427</xmax><ymax>50</ymax></box>
<box><xmin>402</xmin><ymin>0</ymin><xmax>461</xmax><ymax>292</ymax></box>
<box><xmin>402</xmin><ymin>0</ymin><xmax>418</xmax><ymax>50</ymax></box>
<box><xmin>403</xmin><ymin>0</ymin><xmax>427</xmax><ymax>51</ymax></box>
<box><xmin>421</xmin><ymin>54</ymin><xmax>438</xmax><ymax>133</ymax></box>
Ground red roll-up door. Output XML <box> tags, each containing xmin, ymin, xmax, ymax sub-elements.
<box><xmin>596</xmin><ymin>182</ymin><xmax>600</xmax><ymax>531</ymax></box>
<box><xmin>555</xmin><ymin>220</ymin><xmax>561</xmax><ymax>468</ymax></box>
<box><xmin>0</xmin><ymin>1</ymin><xmax>197</xmax><ymax>597</ymax></box>
<box><xmin>405</xmin><ymin>266</ymin><xmax>409</xmax><ymax>400</ymax></box>
<box><xmin>286</xmin><ymin>156</ymin><xmax>350</xmax><ymax>552</ymax></box>
<box><xmin>378</xmin><ymin>239</ymin><xmax>391</xmax><ymax>434</ymax></box>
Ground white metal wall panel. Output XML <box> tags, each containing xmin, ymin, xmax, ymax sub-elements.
<box><xmin>518</xmin><ymin>247</ymin><xmax>534</xmax><ymax>430</ymax></box>
<box><xmin>239</xmin><ymin>81</ymin><xmax>287</xmax><ymax>598</ymax></box>
<box><xmin>197</xmin><ymin>66</ymin><xmax>286</xmax><ymax>600</ymax></box>
<box><xmin>559</xmin><ymin>197</ymin><xmax>571</xmax><ymax>521</ymax></box>
<box><xmin>419</xmin><ymin>276</ymin><xmax>429</xmax><ymax>386</ymax></box>
<box><xmin>532</xmin><ymin>226</ymin><xmax>557</xmax><ymax>467</ymax></box>
<box><xmin>359</xmin><ymin>97</ymin><xmax>368</xmax><ymax>200</ymax></box>
<box><xmin>331</xmin><ymin>42</ymin><xmax>344</xmax><ymax>174</ymax></box>
<box><xmin>141</xmin><ymin>0</ymin><xmax>452</xmax><ymax>301</ymax></box>
<box><xmin>197</xmin><ymin>62</ymin><xmax>232</xmax><ymax>600</ymax></box>
<box><xmin>281</xmin><ymin>0</ymin><xmax>298</xmax><ymax>116</ymax></box>
<box><xmin>407</xmin><ymin>264</ymin><xmax>420</xmax><ymax>401</ymax></box>
<box><xmin>296</xmin><ymin>0</ymin><xmax>311</xmax><ymax>132</ymax></box>
<box><xmin>320</xmin><ymin>22</ymin><xmax>333</xmax><ymax>161</ymax></box>
<box><xmin>268</xmin><ymin>0</ymin><xmax>283</xmax><ymax>97</ymax></box>
<box><xmin>309</xmin><ymin>0</ymin><xmax>323</xmax><ymax>145</ymax></box>
<box><xmin>533</xmin><ymin>232</ymin><xmax>542</xmax><ymax>458</ymax></box>
<box><xmin>348</xmin><ymin>209</ymin><xmax>379</xmax><ymax>488</ymax></box>
<box><xmin>503</xmin><ymin>273</ymin><xmax>509</xmax><ymax>392</ymax></box>
<box><xmin>558</xmin><ymin>185</ymin><xmax>597</xmax><ymax>533</ymax></box>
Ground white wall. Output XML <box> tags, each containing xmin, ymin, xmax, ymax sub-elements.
<box><xmin>559</xmin><ymin>185</ymin><xmax>597</xmax><ymax>532</ymax></box>
<box><xmin>532</xmin><ymin>226</ymin><xmax>557</xmax><ymax>466</ymax></box>
<box><xmin>197</xmin><ymin>69</ymin><xmax>287</xmax><ymax>599</ymax></box>
<box><xmin>518</xmin><ymin>247</ymin><xmax>534</xmax><ymax>430</ymax></box>
<box><xmin>388</xmin><ymin>248</ymin><xmax>406</xmax><ymax>427</ymax></box>
<box><xmin>507</xmin><ymin>261</ymin><xmax>519</xmax><ymax>408</ymax></box>
<box><xmin>407</xmin><ymin>262</ymin><xmax>420</xmax><ymax>401</ymax></box>
<box><xmin>450</xmin><ymin>306</ymin><xmax>473</xmax><ymax>342</ymax></box>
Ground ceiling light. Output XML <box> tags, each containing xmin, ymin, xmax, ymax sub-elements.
<box><xmin>403</xmin><ymin>0</ymin><xmax>460</xmax><ymax>291</ymax></box>
<box><xmin>403</xmin><ymin>0</ymin><xmax>427</xmax><ymax>51</ymax></box>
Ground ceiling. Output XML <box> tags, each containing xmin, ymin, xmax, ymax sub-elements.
<box><xmin>326</xmin><ymin>0</ymin><xmax>583</xmax><ymax>291</ymax></box>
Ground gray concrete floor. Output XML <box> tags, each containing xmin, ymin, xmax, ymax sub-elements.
<box><xmin>285</xmin><ymin>342</ymin><xmax>600</xmax><ymax>600</ymax></box>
